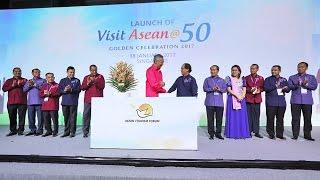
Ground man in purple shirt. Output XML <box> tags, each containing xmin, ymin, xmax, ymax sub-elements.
<box><xmin>23</xmin><ymin>68</ymin><xmax>46</xmax><ymax>136</ymax></box>
<box><xmin>264</xmin><ymin>65</ymin><xmax>290</xmax><ymax>140</ymax></box>
<box><xmin>203</xmin><ymin>65</ymin><xmax>227</xmax><ymax>140</ymax></box>
<box><xmin>317</xmin><ymin>68</ymin><xmax>320</xmax><ymax>110</ymax></box>
<box><xmin>288</xmin><ymin>62</ymin><xmax>318</xmax><ymax>141</ymax></box>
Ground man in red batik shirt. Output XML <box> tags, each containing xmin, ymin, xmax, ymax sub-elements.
<box><xmin>245</xmin><ymin>64</ymin><xmax>264</xmax><ymax>138</ymax></box>
<box><xmin>81</xmin><ymin>64</ymin><xmax>105</xmax><ymax>138</ymax></box>
<box><xmin>2</xmin><ymin>67</ymin><xmax>27</xmax><ymax>136</ymax></box>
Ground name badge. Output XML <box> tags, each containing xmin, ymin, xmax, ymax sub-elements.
<box><xmin>301</xmin><ymin>88</ymin><xmax>308</xmax><ymax>94</ymax></box>
<box><xmin>252</xmin><ymin>89</ymin><xmax>257</xmax><ymax>95</ymax></box>
<box><xmin>44</xmin><ymin>97</ymin><xmax>49</xmax><ymax>102</ymax></box>
<box><xmin>277</xmin><ymin>89</ymin><xmax>284</xmax><ymax>96</ymax></box>
<box><xmin>214</xmin><ymin>92</ymin><xmax>220</xmax><ymax>95</ymax></box>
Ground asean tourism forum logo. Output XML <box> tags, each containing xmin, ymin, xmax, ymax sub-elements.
<box><xmin>136</xmin><ymin>103</ymin><xmax>153</xmax><ymax>118</ymax></box>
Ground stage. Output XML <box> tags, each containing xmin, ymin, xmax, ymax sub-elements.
<box><xmin>0</xmin><ymin>126</ymin><xmax>320</xmax><ymax>170</ymax></box>
<box><xmin>0</xmin><ymin>163</ymin><xmax>319</xmax><ymax>180</ymax></box>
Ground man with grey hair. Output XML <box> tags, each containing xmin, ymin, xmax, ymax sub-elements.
<box><xmin>146</xmin><ymin>54</ymin><xmax>166</xmax><ymax>97</ymax></box>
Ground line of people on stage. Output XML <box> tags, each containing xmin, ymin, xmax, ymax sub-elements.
<box><xmin>146</xmin><ymin>54</ymin><xmax>318</xmax><ymax>141</ymax></box>
<box><xmin>2</xmin><ymin>65</ymin><xmax>105</xmax><ymax>138</ymax></box>
<box><xmin>2</xmin><ymin>54</ymin><xmax>318</xmax><ymax>141</ymax></box>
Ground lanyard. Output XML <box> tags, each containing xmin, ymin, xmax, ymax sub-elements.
<box><xmin>250</xmin><ymin>75</ymin><xmax>258</xmax><ymax>86</ymax></box>
<box><xmin>298</xmin><ymin>75</ymin><xmax>306</xmax><ymax>83</ymax></box>
<box><xmin>68</xmin><ymin>78</ymin><xmax>76</xmax><ymax>87</ymax></box>
<box><xmin>275</xmin><ymin>76</ymin><xmax>284</xmax><ymax>88</ymax></box>
<box><xmin>47</xmin><ymin>83</ymin><xmax>54</xmax><ymax>92</ymax></box>
<box><xmin>211</xmin><ymin>76</ymin><xmax>219</xmax><ymax>87</ymax></box>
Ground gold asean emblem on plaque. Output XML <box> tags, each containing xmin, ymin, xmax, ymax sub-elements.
<box><xmin>136</xmin><ymin>103</ymin><xmax>153</xmax><ymax>118</ymax></box>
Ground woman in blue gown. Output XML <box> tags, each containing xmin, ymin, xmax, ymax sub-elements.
<box><xmin>224</xmin><ymin>65</ymin><xmax>251</xmax><ymax>139</ymax></box>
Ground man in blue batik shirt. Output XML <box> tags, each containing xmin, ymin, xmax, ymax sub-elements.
<box><xmin>59</xmin><ymin>66</ymin><xmax>81</xmax><ymax>138</ymax></box>
<box><xmin>264</xmin><ymin>65</ymin><xmax>290</xmax><ymax>140</ymax></box>
<box><xmin>167</xmin><ymin>63</ymin><xmax>198</xmax><ymax>97</ymax></box>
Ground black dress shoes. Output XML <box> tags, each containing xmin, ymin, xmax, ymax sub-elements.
<box><xmin>276</xmin><ymin>136</ymin><xmax>286</xmax><ymax>140</ymax></box>
<box><xmin>42</xmin><ymin>132</ymin><xmax>52</xmax><ymax>137</ymax></box>
<box><xmin>35</xmin><ymin>132</ymin><xmax>43</xmax><ymax>136</ymax></box>
<box><xmin>254</xmin><ymin>133</ymin><xmax>263</xmax><ymax>138</ymax></box>
<box><xmin>83</xmin><ymin>134</ymin><xmax>88</xmax><ymax>138</ymax></box>
<box><xmin>69</xmin><ymin>133</ymin><xmax>75</xmax><ymax>138</ymax></box>
<box><xmin>17</xmin><ymin>131</ymin><xmax>24</xmax><ymax>136</ymax></box>
<box><xmin>25</xmin><ymin>131</ymin><xmax>35</xmax><ymax>136</ymax></box>
<box><xmin>215</xmin><ymin>134</ymin><xmax>224</xmax><ymax>140</ymax></box>
<box><xmin>60</xmin><ymin>133</ymin><xmax>70</xmax><ymax>138</ymax></box>
<box><xmin>291</xmin><ymin>136</ymin><xmax>298</xmax><ymax>140</ymax></box>
<box><xmin>6</xmin><ymin>132</ymin><xmax>17</xmax><ymax>137</ymax></box>
<box><xmin>268</xmin><ymin>135</ymin><xmax>275</xmax><ymax>139</ymax></box>
<box><xmin>304</xmin><ymin>137</ymin><xmax>315</xmax><ymax>141</ymax></box>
